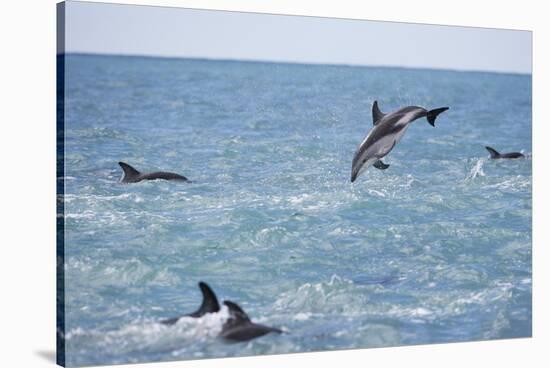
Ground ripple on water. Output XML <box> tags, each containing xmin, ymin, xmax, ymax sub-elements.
<box><xmin>62</xmin><ymin>55</ymin><xmax>531</xmax><ymax>365</ymax></box>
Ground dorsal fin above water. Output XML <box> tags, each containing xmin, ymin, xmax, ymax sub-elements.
<box><xmin>485</xmin><ymin>146</ymin><xmax>501</xmax><ymax>159</ymax></box>
<box><xmin>189</xmin><ymin>282</ymin><xmax>221</xmax><ymax>317</ymax></box>
<box><xmin>159</xmin><ymin>281</ymin><xmax>220</xmax><ymax>325</ymax></box>
<box><xmin>372</xmin><ymin>101</ymin><xmax>386</xmax><ymax>125</ymax></box>
<box><xmin>224</xmin><ymin>300</ymin><xmax>250</xmax><ymax>323</ymax></box>
<box><xmin>118</xmin><ymin>162</ymin><xmax>141</xmax><ymax>183</ymax></box>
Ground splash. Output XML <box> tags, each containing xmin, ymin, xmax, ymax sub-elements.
<box><xmin>65</xmin><ymin>307</ymin><xmax>230</xmax><ymax>358</ymax></box>
<box><xmin>465</xmin><ymin>158</ymin><xmax>486</xmax><ymax>181</ymax></box>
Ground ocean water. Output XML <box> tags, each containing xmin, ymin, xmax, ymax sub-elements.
<box><xmin>60</xmin><ymin>54</ymin><xmax>532</xmax><ymax>367</ymax></box>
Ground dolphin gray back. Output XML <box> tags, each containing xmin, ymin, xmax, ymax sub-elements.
<box><xmin>118</xmin><ymin>162</ymin><xmax>188</xmax><ymax>183</ymax></box>
<box><xmin>377</xmin><ymin>103</ymin><xmax>448</xmax><ymax>127</ymax></box>
<box><xmin>372</xmin><ymin>102</ymin><xmax>425</xmax><ymax>126</ymax></box>
<box><xmin>140</xmin><ymin>171</ymin><xmax>188</xmax><ymax>181</ymax></box>
<box><xmin>485</xmin><ymin>146</ymin><xmax>524</xmax><ymax>159</ymax></box>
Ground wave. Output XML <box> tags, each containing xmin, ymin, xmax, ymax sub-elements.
<box><xmin>273</xmin><ymin>275</ymin><xmax>368</xmax><ymax>316</ymax></box>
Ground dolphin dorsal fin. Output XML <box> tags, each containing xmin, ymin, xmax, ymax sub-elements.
<box><xmin>118</xmin><ymin>162</ymin><xmax>141</xmax><ymax>182</ymax></box>
<box><xmin>224</xmin><ymin>300</ymin><xmax>250</xmax><ymax>323</ymax></box>
<box><xmin>190</xmin><ymin>282</ymin><xmax>221</xmax><ymax>317</ymax></box>
<box><xmin>372</xmin><ymin>101</ymin><xmax>386</xmax><ymax>125</ymax></box>
<box><xmin>485</xmin><ymin>146</ymin><xmax>501</xmax><ymax>159</ymax></box>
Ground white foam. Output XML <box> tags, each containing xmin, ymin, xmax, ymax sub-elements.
<box><xmin>465</xmin><ymin>158</ymin><xmax>486</xmax><ymax>180</ymax></box>
<box><xmin>65</xmin><ymin>306</ymin><xmax>231</xmax><ymax>358</ymax></box>
<box><xmin>293</xmin><ymin>312</ymin><xmax>312</xmax><ymax>321</ymax></box>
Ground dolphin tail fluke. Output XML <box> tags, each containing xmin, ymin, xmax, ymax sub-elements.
<box><xmin>485</xmin><ymin>146</ymin><xmax>501</xmax><ymax>159</ymax></box>
<box><xmin>426</xmin><ymin>107</ymin><xmax>449</xmax><ymax>126</ymax></box>
<box><xmin>118</xmin><ymin>162</ymin><xmax>141</xmax><ymax>183</ymax></box>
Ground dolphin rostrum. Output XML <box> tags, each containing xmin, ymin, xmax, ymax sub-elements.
<box><xmin>118</xmin><ymin>162</ymin><xmax>188</xmax><ymax>183</ymax></box>
<box><xmin>351</xmin><ymin>101</ymin><xmax>449</xmax><ymax>182</ymax></box>
<box><xmin>161</xmin><ymin>282</ymin><xmax>282</xmax><ymax>342</ymax></box>
<box><xmin>485</xmin><ymin>146</ymin><xmax>524</xmax><ymax>159</ymax></box>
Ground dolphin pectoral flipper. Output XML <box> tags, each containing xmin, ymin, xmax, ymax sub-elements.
<box><xmin>373</xmin><ymin>160</ymin><xmax>390</xmax><ymax>170</ymax></box>
<box><xmin>372</xmin><ymin>101</ymin><xmax>386</xmax><ymax>125</ymax></box>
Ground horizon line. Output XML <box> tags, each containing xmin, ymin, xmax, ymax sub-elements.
<box><xmin>60</xmin><ymin>51</ymin><xmax>532</xmax><ymax>77</ymax></box>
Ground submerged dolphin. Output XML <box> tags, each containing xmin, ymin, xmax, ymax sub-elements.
<box><xmin>161</xmin><ymin>282</ymin><xmax>282</xmax><ymax>342</ymax></box>
<box><xmin>351</xmin><ymin>101</ymin><xmax>449</xmax><ymax>182</ymax></box>
<box><xmin>118</xmin><ymin>162</ymin><xmax>188</xmax><ymax>183</ymax></box>
<box><xmin>485</xmin><ymin>146</ymin><xmax>524</xmax><ymax>159</ymax></box>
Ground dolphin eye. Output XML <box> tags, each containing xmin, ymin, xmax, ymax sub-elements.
<box><xmin>362</xmin><ymin>159</ymin><xmax>367</xmax><ymax>163</ymax></box>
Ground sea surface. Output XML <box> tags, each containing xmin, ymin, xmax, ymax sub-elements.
<box><xmin>60</xmin><ymin>54</ymin><xmax>532</xmax><ymax>367</ymax></box>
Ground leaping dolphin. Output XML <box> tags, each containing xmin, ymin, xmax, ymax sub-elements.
<box><xmin>351</xmin><ymin>101</ymin><xmax>449</xmax><ymax>182</ymax></box>
<box><xmin>485</xmin><ymin>146</ymin><xmax>524</xmax><ymax>159</ymax></box>
<box><xmin>161</xmin><ymin>282</ymin><xmax>282</xmax><ymax>342</ymax></box>
<box><xmin>118</xmin><ymin>162</ymin><xmax>188</xmax><ymax>183</ymax></box>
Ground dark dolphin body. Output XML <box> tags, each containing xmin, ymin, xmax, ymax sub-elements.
<box><xmin>351</xmin><ymin>101</ymin><xmax>449</xmax><ymax>182</ymax></box>
<box><xmin>485</xmin><ymin>146</ymin><xmax>525</xmax><ymax>159</ymax></box>
<box><xmin>118</xmin><ymin>162</ymin><xmax>188</xmax><ymax>183</ymax></box>
<box><xmin>220</xmin><ymin>301</ymin><xmax>282</xmax><ymax>342</ymax></box>
<box><xmin>161</xmin><ymin>282</ymin><xmax>282</xmax><ymax>342</ymax></box>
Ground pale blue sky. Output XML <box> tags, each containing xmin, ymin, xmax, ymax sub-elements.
<box><xmin>63</xmin><ymin>1</ymin><xmax>532</xmax><ymax>74</ymax></box>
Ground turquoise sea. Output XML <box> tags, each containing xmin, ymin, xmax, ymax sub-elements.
<box><xmin>60</xmin><ymin>54</ymin><xmax>531</xmax><ymax>366</ymax></box>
